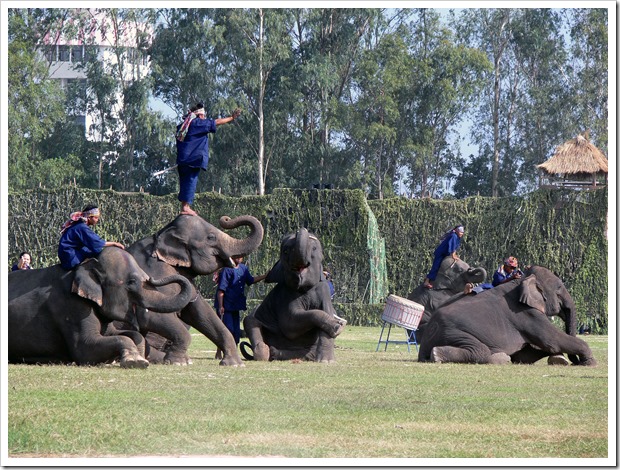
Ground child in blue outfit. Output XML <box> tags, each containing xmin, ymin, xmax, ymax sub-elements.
<box><xmin>175</xmin><ymin>103</ymin><xmax>241</xmax><ymax>216</ymax></box>
<box><xmin>214</xmin><ymin>255</ymin><xmax>267</xmax><ymax>359</ymax></box>
<box><xmin>423</xmin><ymin>225</ymin><xmax>465</xmax><ymax>289</ymax></box>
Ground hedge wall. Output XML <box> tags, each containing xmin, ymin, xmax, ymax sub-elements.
<box><xmin>8</xmin><ymin>187</ymin><xmax>607</xmax><ymax>333</ymax></box>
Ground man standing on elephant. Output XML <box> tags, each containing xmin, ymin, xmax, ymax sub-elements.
<box><xmin>214</xmin><ymin>255</ymin><xmax>267</xmax><ymax>359</ymax></box>
<box><xmin>175</xmin><ymin>102</ymin><xmax>241</xmax><ymax>217</ymax></box>
<box><xmin>58</xmin><ymin>204</ymin><xmax>124</xmax><ymax>270</ymax></box>
<box><xmin>423</xmin><ymin>225</ymin><xmax>465</xmax><ymax>289</ymax></box>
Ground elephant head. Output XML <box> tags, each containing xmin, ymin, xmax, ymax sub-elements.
<box><xmin>72</xmin><ymin>247</ymin><xmax>193</xmax><ymax>327</ymax></box>
<box><xmin>152</xmin><ymin>214</ymin><xmax>264</xmax><ymax>275</ymax></box>
<box><xmin>266</xmin><ymin>227</ymin><xmax>324</xmax><ymax>292</ymax></box>
<box><xmin>519</xmin><ymin>265</ymin><xmax>577</xmax><ymax>337</ymax></box>
<box><xmin>433</xmin><ymin>257</ymin><xmax>487</xmax><ymax>291</ymax></box>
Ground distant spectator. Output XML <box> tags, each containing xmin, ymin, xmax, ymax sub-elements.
<box><xmin>12</xmin><ymin>252</ymin><xmax>32</xmax><ymax>271</ymax></box>
<box><xmin>323</xmin><ymin>270</ymin><xmax>335</xmax><ymax>299</ymax></box>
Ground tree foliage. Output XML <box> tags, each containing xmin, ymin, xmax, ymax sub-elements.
<box><xmin>7</xmin><ymin>7</ymin><xmax>609</xmax><ymax>199</ymax></box>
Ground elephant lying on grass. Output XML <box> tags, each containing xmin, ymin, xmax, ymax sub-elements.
<box><xmin>8</xmin><ymin>247</ymin><xmax>193</xmax><ymax>368</ymax></box>
<box><xmin>418</xmin><ymin>266</ymin><xmax>597</xmax><ymax>366</ymax></box>
<box><xmin>241</xmin><ymin>228</ymin><xmax>346</xmax><ymax>362</ymax></box>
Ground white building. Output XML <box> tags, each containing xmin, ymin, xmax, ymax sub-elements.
<box><xmin>43</xmin><ymin>9</ymin><xmax>152</xmax><ymax>142</ymax></box>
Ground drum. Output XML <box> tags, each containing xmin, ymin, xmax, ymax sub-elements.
<box><xmin>381</xmin><ymin>294</ymin><xmax>424</xmax><ymax>329</ymax></box>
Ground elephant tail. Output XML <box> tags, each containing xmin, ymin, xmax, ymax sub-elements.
<box><xmin>239</xmin><ymin>341</ymin><xmax>254</xmax><ymax>361</ymax></box>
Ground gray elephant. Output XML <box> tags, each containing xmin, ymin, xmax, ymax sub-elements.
<box><xmin>408</xmin><ymin>256</ymin><xmax>487</xmax><ymax>340</ymax></box>
<box><xmin>418</xmin><ymin>265</ymin><xmax>597</xmax><ymax>366</ymax></box>
<box><xmin>8</xmin><ymin>247</ymin><xmax>193</xmax><ymax>368</ymax></box>
<box><xmin>241</xmin><ymin>228</ymin><xmax>346</xmax><ymax>363</ymax></box>
<box><xmin>125</xmin><ymin>214</ymin><xmax>264</xmax><ymax>366</ymax></box>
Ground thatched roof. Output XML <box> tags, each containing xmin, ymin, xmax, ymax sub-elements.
<box><xmin>537</xmin><ymin>135</ymin><xmax>608</xmax><ymax>175</ymax></box>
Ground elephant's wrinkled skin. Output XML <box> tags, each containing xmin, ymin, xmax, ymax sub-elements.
<box><xmin>8</xmin><ymin>247</ymin><xmax>193</xmax><ymax>367</ymax></box>
<box><xmin>125</xmin><ymin>214</ymin><xmax>264</xmax><ymax>366</ymax></box>
<box><xmin>408</xmin><ymin>256</ymin><xmax>487</xmax><ymax>341</ymax></box>
<box><xmin>242</xmin><ymin>228</ymin><xmax>346</xmax><ymax>362</ymax></box>
<box><xmin>418</xmin><ymin>266</ymin><xmax>597</xmax><ymax>366</ymax></box>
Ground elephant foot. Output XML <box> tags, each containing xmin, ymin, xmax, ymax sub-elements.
<box><xmin>488</xmin><ymin>352</ymin><xmax>511</xmax><ymax>365</ymax></box>
<box><xmin>219</xmin><ymin>356</ymin><xmax>245</xmax><ymax>367</ymax></box>
<box><xmin>429</xmin><ymin>347</ymin><xmax>445</xmax><ymax>363</ymax></box>
<box><xmin>253</xmin><ymin>342</ymin><xmax>270</xmax><ymax>361</ymax></box>
<box><xmin>547</xmin><ymin>354</ymin><xmax>570</xmax><ymax>366</ymax></box>
<box><xmin>163</xmin><ymin>351</ymin><xmax>190</xmax><ymax>366</ymax></box>
<box><xmin>578</xmin><ymin>357</ymin><xmax>598</xmax><ymax>367</ymax></box>
<box><xmin>120</xmin><ymin>351</ymin><xmax>149</xmax><ymax>369</ymax></box>
<box><xmin>330</xmin><ymin>317</ymin><xmax>347</xmax><ymax>338</ymax></box>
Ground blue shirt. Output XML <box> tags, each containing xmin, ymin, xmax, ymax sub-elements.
<box><xmin>492</xmin><ymin>266</ymin><xmax>520</xmax><ymax>287</ymax></box>
<box><xmin>58</xmin><ymin>222</ymin><xmax>106</xmax><ymax>270</ymax></box>
<box><xmin>176</xmin><ymin>117</ymin><xmax>217</xmax><ymax>169</ymax></box>
<box><xmin>216</xmin><ymin>263</ymin><xmax>255</xmax><ymax>312</ymax></box>
<box><xmin>434</xmin><ymin>231</ymin><xmax>461</xmax><ymax>258</ymax></box>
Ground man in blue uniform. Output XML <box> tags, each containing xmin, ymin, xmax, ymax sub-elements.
<box><xmin>175</xmin><ymin>103</ymin><xmax>241</xmax><ymax>216</ymax></box>
<box><xmin>58</xmin><ymin>205</ymin><xmax>124</xmax><ymax>270</ymax></box>
<box><xmin>492</xmin><ymin>256</ymin><xmax>523</xmax><ymax>287</ymax></box>
<box><xmin>214</xmin><ymin>255</ymin><xmax>267</xmax><ymax>359</ymax></box>
<box><xmin>423</xmin><ymin>225</ymin><xmax>465</xmax><ymax>289</ymax></box>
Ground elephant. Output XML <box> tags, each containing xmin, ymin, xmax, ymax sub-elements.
<box><xmin>124</xmin><ymin>214</ymin><xmax>264</xmax><ymax>366</ymax></box>
<box><xmin>408</xmin><ymin>256</ymin><xmax>487</xmax><ymax>341</ymax></box>
<box><xmin>241</xmin><ymin>228</ymin><xmax>346</xmax><ymax>363</ymax></box>
<box><xmin>8</xmin><ymin>247</ymin><xmax>193</xmax><ymax>368</ymax></box>
<box><xmin>417</xmin><ymin>265</ymin><xmax>597</xmax><ymax>366</ymax></box>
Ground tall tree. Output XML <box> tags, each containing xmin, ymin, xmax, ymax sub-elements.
<box><xmin>8</xmin><ymin>8</ymin><xmax>67</xmax><ymax>190</ymax></box>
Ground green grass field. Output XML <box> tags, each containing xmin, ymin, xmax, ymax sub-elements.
<box><xmin>6</xmin><ymin>326</ymin><xmax>610</xmax><ymax>462</ymax></box>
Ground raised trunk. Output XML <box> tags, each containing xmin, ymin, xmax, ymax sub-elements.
<box><xmin>218</xmin><ymin>215</ymin><xmax>264</xmax><ymax>259</ymax></box>
<box><xmin>294</xmin><ymin>228</ymin><xmax>310</xmax><ymax>267</ymax></box>
<box><xmin>561</xmin><ymin>289</ymin><xmax>578</xmax><ymax>337</ymax></box>
<box><xmin>140</xmin><ymin>274</ymin><xmax>193</xmax><ymax>313</ymax></box>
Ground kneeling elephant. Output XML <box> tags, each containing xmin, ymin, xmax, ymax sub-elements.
<box><xmin>418</xmin><ymin>265</ymin><xmax>596</xmax><ymax>366</ymax></box>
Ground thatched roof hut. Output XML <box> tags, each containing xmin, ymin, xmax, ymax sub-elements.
<box><xmin>537</xmin><ymin>134</ymin><xmax>608</xmax><ymax>188</ymax></box>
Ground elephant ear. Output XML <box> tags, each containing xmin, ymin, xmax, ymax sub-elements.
<box><xmin>72</xmin><ymin>259</ymin><xmax>103</xmax><ymax>307</ymax></box>
<box><xmin>153</xmin><ymin>226</ymin><xmax>191</xmax><ymax>267</ymax></box>
<box><xmin>519</xmin><ymin>274</ymin><xmax>546</xmax><ymax>314</ymax></box>
<box><xmin>265</xmin><ymin>261</ymin><xmax>284</xmax><ymax>284</ymax></box>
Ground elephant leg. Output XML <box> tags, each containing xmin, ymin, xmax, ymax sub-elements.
<box><xmin>281</xmin><ymin>309</ymin><xmax>345</xmax><ymax>340</ymax></box>
<box><xmin>66</xmin><ymin>320</ymin><xmax>148</xmax><ymax>368</ymax></box>
<box><xmin>138</xmin><ymin>310</ymin><xmax>192</xmax><ymax>365</ymax></box>
<box><xmin>311</xmin><ymin>331</ymin><xmax>336</xmax><ymax>363</ymax></box>
<box><xmin>510</xmin><ymin>345</ymin><xmax>568</xmax><ymax>365</ymax></box>
<box><xmin>180</xmin><ymin>297</ymin><xmax>244</xmax><ymax>367</ymax></box>
<box><xmin>242</xmin><ymin>315</ymin><xmax>270</xmax><ymax>361</ymax></box>
<box><xmin>524</xmin><ymin>326</ymin><xmax>597</xmax><ymax>366</ymax></box>
<box><xmin>430</xmin><ymin>345</ymin><xmax>510</xmax><ymax>365</ymax></box>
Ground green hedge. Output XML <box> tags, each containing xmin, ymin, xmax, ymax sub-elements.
<box><xmin>8</xmin><ymin>186</ymin><xmax>607</xmax><ymax>333</ymax></box>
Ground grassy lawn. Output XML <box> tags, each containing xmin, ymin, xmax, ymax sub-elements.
<box><xmin>6</xmin><ymin>326</ymin><xmax>610</xmax><ymax>462</ymax></box>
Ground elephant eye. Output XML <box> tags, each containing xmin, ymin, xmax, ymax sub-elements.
<box><xmin>206</xmin><ymin>233</ymin><xmax>217</xmax><ymax>242</ymax></box>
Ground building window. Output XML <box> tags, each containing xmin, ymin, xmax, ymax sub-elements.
<box><xmin>45</xmin><ymin>45</ymin><xmax>57</xmax><ymax>62</ymax></box>
<box><xmin>71</xmin><ymin>46</ymin><xmax>84</xmax><ymax>63</ymax></box>
<box><xmin>58</xmin><ymin>45</ymin><xmax>71</xmax><ymax>62</ymax></box>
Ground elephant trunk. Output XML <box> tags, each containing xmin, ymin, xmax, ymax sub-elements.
<box><xmin>466</xmin><ymin>267</ymin><xmax>487</xmax><ymax>284</ymax></box>
<box><xmin>218</xmin><ymin>215</ymin><xmax>264</xmax><ymax>261</ymax></box>
<box><xmin>293</xmin><ymin>228</ymin><xmax>310</xmax><ymax>268</ymax></box>
<box><xmin>561</xmin><ymin>288</ymin><xmax>578</xmax><ymax>337</ymax></box>
<box><xmin>140</xmin><ymin>274</ymin><xmax>194</xmax><ymax>313</ymax></box>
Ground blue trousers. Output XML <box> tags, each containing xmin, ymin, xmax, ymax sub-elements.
<box><xmin>177</xmin><ymin>165</ymin><xmax>201</xmax><ymax>204</ymax></box>
<box><xmin>222</xmin><ymin>311</ymin><xmax>241</xmax><ymax>345</ymax></box>
<box><xmin>426</xmin><ymin>254</ymin><xmax>444</xmax><ymax>281</ymax></box>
